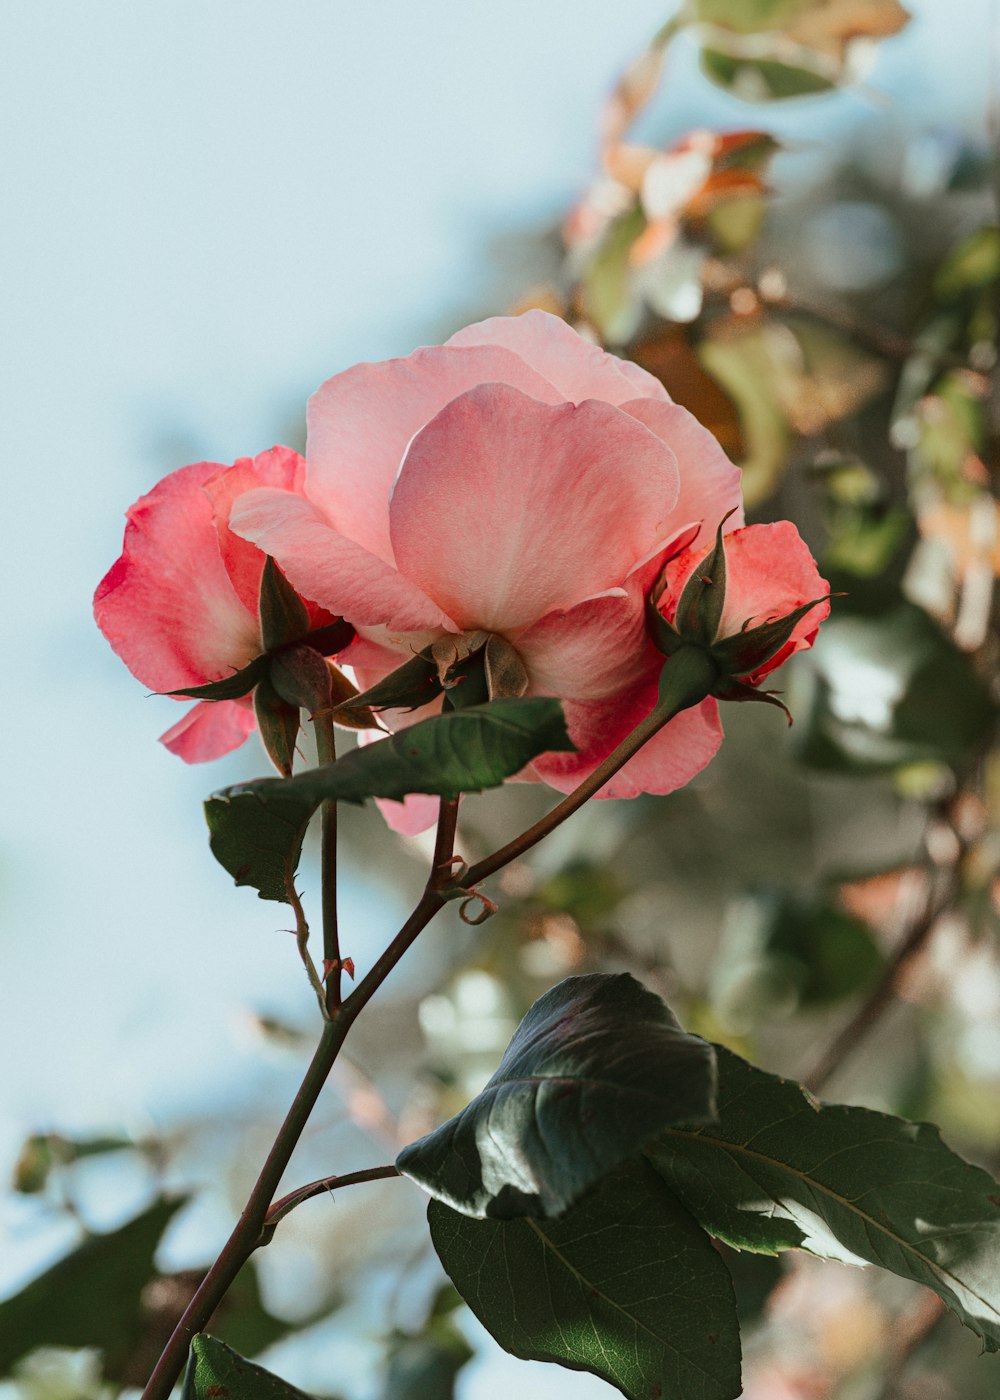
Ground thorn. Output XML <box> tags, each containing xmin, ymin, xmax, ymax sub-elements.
<box><xmin>323</xmin><ymin>957</ymin><xmax>355</xmax><ymax>981</ymax></box>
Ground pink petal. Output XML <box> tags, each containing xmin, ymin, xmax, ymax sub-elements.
<box><xmin>230</xmin><ymin>488</ymin><xmax>453</xmax><ymax>634</ymax></box>
<box><xmin>95</xmin><ymin>461</ymin><xmax>261</xmax><ymax>693</ymax></box>
<box><xmin>516</xmin><ymin>586</ymin><xmax>659</xmax><ymax>702</ymax></box>
<box><xmin>620</xmin><ymin>399</ymin><xmax>744</xmax><ymax>551</ymax></box>
<box><xmin>447</xmin><ymin>310</ymin><xmax>670</xmax><ymax>407</ymax></box>
<box><xmin>202</xmin><ymin>446</ymin><xmax>315</xmax><ymax>620</ymax></box>
<box><xmin>389</xmin><ymin>384</ymin><xmax>680</xmax><ymax>633</ymax></box>
<box><xmin>306</xmin><ymin>344</ymin><xmax>564</xmax><ymax>563</ymax></box>
<box><xmin>374</xmin><ymin>792</ymin><xmax>441</xmax><ymax>836</ymax></box>
<box><xmin>532</xmin><ymin>690</ymin><xmax>723</xmax><ymax>799</ymax></box>
<box><xmin>159</xmin><ymin>699</ymin><xmax>256</xmax><ymax>763</ymax></box>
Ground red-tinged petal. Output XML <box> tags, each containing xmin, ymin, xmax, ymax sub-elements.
<box><xmin>306</xmin><ymin>344</ymin><xmax>564</xmax><ymax>563</ymax></box>
<box><xmin>202</xmin><ymin>446</ymin><xmax>316</xmax><ymax>619</ymax></box>
<box><xmin>94</xmin><ymin>461</ymin><xmax>261</xmax><ymax>693</ymax></box>
<box><xmin>230</xmin><ymin>487</ymin><xmax>453</xmax><ymax>634</ymax></box>
<box><xmin>159</xmin><ymin>699</ymin><xmax>256</xmax><ymax>763</ymax></box>
<box><xmin>530</xmin><ymin>690</ymin><xmax>723</xmax><ymax>798</ymax></box>
<box><xmin>516</xmin><ymin>587</ymin><xmax>660</xmax><ymax>702</ymax></box>
<box><xmin>446</xmin><ymin>309</ymin><xmax>670</xmax><ymax>406</ymax></box>
<box><xmin>389</xmin><ymin>384</ymin><xmax>680</xmax><ymax>633</ymax></box>
<box><xmin>620</xmin><ymin>398</ymin><xmax>744</xmax><ymax>551</ymax></box>
<box><xmin>662</xmin><ymin>521</ymin><xmax>830</xmax><ymax>679</ymax></box>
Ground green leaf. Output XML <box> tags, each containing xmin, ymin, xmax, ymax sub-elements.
<box><xmin>429</xmin><ymin>1159</ymin><xmax>742</xmax><ymax>1400</ymax></box>
<box><xmin>183</xmin><ymin>1335</ymin><xmax>323</xmax><ymax>1400</ymax></box>
<box><xmin>205</xmin><ymin>781</ymin><xmax>310</xmax><ymax>903</ymax></box>
<box><xmin>0</xmin><ymin>1198</ymin><xmax>184</xmax><ymax>1379</ymax></box>
<box><xmin>582</xmin><ymin>205</ymin><xmax>646</xmax><ymax>345</ymax></box>
<box><xmin>259</xmin><ymin>556</ymin><xmax>311</xmax><ymax>652</ymax></box>
<box><xmin>206</xmin><ymin>699</ymin><xmax>574</xmax><ymax>901</ymax></box>
<box><xmin>647</xmin><ymin>1047</ymin><xmax>1000</xmax><ymax>1348</ymax></box>
<box><xmin>397</xmin><ymin>972</ymin><xmax>716</xmax><ymax>1219</ymax></box>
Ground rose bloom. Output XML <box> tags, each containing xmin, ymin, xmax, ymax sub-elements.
<box><xmin>657</xmin><ymin>521</ymin><xmax>830</xmax><ymax>687</ymax></box>
<box><xmin>94</xmin><ymin>447</ymin><xmax>335</xmax><ymax>763</ymax></box>
<box><xmin>230</xmin><ymin>311</ymin><xmax>749</xmax><ymax>831</ymax></box>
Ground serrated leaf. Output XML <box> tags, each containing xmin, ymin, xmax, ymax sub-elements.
<box><xmin>183</xmin><ymin>1335</ymin><xmax>323</xmax><ymax>1400</ymax></box>
<box><xmin>0</xmin><ymin>1198</ymin><xmax>184</xmax><ymax>1379</ymax></box>
<box><xmin>429</xmin><ymin>1159</ymin><xmax>741</xmax><ymax>1400</ymax></box>
<box><xmin>205</xmin><ymin>700</ymin><xmax>574</xmax><ymax>902</ymax></box>
<box><xmin>397</xmin><ymin>973</ymin><xmax>716</xmax><ymax>1219</ymax></box>
<box><xmin>205</xmin><ymin>783</ymin><xmax>310</xmax><ymax>903</ymax></box>
<box><xmin>647</xmin><ymin>1046</ymin><xmax>1000</xmax><ymax>1348</ymax></box>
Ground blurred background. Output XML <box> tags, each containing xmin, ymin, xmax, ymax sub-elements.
<box><xmin>2</xmin><ymin>1</ymin><xmax>999</xmax><ymax>1396</ymax></box>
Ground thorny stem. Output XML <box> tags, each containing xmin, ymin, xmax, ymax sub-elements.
<box><xmin>314</xmin><ymin>711</ymin><xmax>341</xmax><ymax>1012</ymax></box>
<box><xmin>260</xmin><ymin>1164</ymin><xmax>401</xmax><ymax>1242</ymax></box>
<box><xmin>459</xmin><ymin>647</ymin><xmax>717</xmax><ymax>890</ymax></box>
<box><xmin>138</xmin><ymin>806</ymin><xmax>458</xmax><ymax>1400</ymax></box>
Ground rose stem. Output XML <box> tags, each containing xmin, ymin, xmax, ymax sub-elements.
<box><xmin>138</xmin><ymin>800</ymin><xmax>460</xmax><ymax>1400</ymax></box>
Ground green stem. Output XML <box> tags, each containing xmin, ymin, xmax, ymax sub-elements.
<box><xmin>314</xmin><ymin>711</ymin><xmax>341</xmax><ymax>1012</ymax></box>
<box><xmin>461</xmin><ymin>648</ymin><xmax>717</xmax><ymax>889</ymax></box>
<box><xmin>139</xmin><ymin>821</ymin><xmax>457</xmax><ymax>1400</ymax></box>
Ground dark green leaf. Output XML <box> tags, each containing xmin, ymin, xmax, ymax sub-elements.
<box><xmin>710</xmin><ymin>595</ymin><xmax>828</xmax><ymax>678</ymax></box>
<box><xmin>647</xmin><ymin>1047</ymin><xmax>1000</xmax><ymax>1349</ymax></box>
<box><xmin>205</xmin><ymin>781</ymin><xmax>310</xmax><ymax>903</ymax></box>
<box><xmin>167</xmin><ymin>655</ymin><xmax>267</xmax><ymax>701</ymax></box>
<box><xmin>259</xmin><ymin>556</ymin><xmax>311</xmax><ymax>652</ymax></box>
<box><xmin>206</xmin><ymin>700</ymin><xmax>573</xmax><ymax>901</ymax></box>
<box><xmin>0</xmin><ymin>1198</ymin><xmax>183</xmax><ymax>1378</ymax></box>
<box><xmin>183</xmin><ymin>1335</ymin><xmax>321</xmax><ymax>1400</ymax></box>
<box><xmin>397</xmin><ymin>973</ymin><xmax>716</xmax><ymax>1219</ymax></box>
<box><xmin>429</xmin><ymin>1159</ymin><xmax>742</xmax><ymax>1400</ymax></box>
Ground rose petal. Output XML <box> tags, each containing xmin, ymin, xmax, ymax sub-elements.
<box><xmin>531</xmin><ymin>689</ymin><xmax>722</xmax><ymax>799</ymax></box>
<box><xmin>230</xmin><ymin>488</ymin><xmax>453</xmax><ymax>634</ymax></box>
<box><xmin>620</xmin><ymin>398</ymin><xmax>744</xmax><ymax>551</ymax></box>
<box><xmin>389</xmin><ymin>384</ymin><xmax>680</xmax><ymax>632</ymax></box>
<box><xmin>374</xmin><ymin>792</ymin><xmax>442</xmax><ymax>837</ymax></box>
<box><xmin>159</xmin><ymin>699</ymin><xmax>256</xmax><ymax>763</ymax></box>
<box><xmin>516</xmin><ymin>587</ymin><xmax>658</xmax><ymax>702</ymax></box>
<box><xmin>306</xmin><ymin>344</ymin><xmax>564</xmax><ymax>563</ymax></box>
<box><xmin>202</xmin><ymin>446</ymin><xmax>314</xmax><ymax>619</ymax></box>
<box><xmin>94</xmin><ymin>461</ymin><xmax>261</xmax><ymax>693</ymax></box>
<box><xmin>447</xmin><ymin>309</ymin><xmax>670</xmax><ymax>407</ymax></box>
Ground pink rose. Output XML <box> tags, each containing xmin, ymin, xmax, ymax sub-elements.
<box><xmin>230</xmin><ymin>311</ymin><xmax>745</xmax><ymax>830</ymax></box>
<box><xmin>656</xmin><ymin>519</ymin><xmax>830</xmax><ymax>695</ymax></box>
<box><xmin>94</xmin><ymin>447</ymin><xmax>336</xmax><ymax>763</ymax></box>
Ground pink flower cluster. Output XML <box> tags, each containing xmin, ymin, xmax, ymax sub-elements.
<box><xmin>95</xmin><ymin>312</ymin><xmax>828</xmax><ymax>830</ymax></box>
